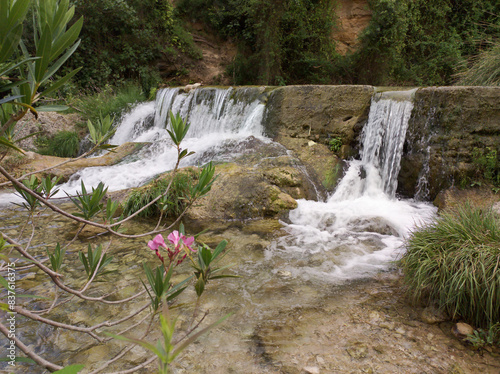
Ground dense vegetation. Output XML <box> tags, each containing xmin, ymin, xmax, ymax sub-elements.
<box><xmin>15</xmin><ymin>0</ymin><xmax>492</xmax><ymax>91</ymax></box>
<box><xmin>176</xmin><ymin>0</ymin><xmax>499</xmax><ymax>86</ymax></box>
<box><xmin>61</xmin><ymin>0</ymin><xmax>200</xmax><ymax>93</ymax></box>
<box><xmin>401</xmin><ymin>204</ymin><xmax>500</xmax><ymax>329</ymax></box>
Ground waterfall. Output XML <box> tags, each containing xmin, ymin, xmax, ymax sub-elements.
<box><xmin>332</xmin><ymin>90</ymin><xmax>415</xmax><ymax>200</ymax></box>
<box><xmin>52</xmin><ymin>87</ymin><xmax>267</xmax><ymax>197</ymax></box>
<box><xmin>267</xmin><ymin>90</ymin><xmax>436</xmax><ymax>284</ymax></box>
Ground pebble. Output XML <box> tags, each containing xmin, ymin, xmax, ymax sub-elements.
<box><xmin>303</xmin><ymin>366</ymin><xmax>320</xmax><ymax>374</ymax></box>
<box><xmin>379</xmin><ymin>321</ymin><xmax>395</xmax><ymax>330</ymax></box>
<box><xmin>395</xmin><ymin>327</ymin><xmax>406</xmax><ymax>335</ymax></box>
<box><xmin>451</xmin><ymin>322</ymin><xmax>474</xmax><ymax>339</ymax></box>
<box><xmin>346</xmin><ymin>342</ymin><xmax>369</xmax><ymax>359</ymax></box>
<box><xmin>421</xmin><ymin>306</ymin><xmax>448</xmax><ymax>324</ymax></box>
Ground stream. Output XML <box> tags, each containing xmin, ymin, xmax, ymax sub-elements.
<box><xmin>1</xmin><ymin>87</ymin><xmax>498</xmax><ymax>373</ymax></box>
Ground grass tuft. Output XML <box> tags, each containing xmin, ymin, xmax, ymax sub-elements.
<box><xmin>455</xmin><ymin>41</ymin><xmax>500</xmax><ymax>86</ymax></box>
<box><xmin>400</xmin><ymin>203</ymin><xmax>500</xmax><ymax>328</ymax></box>
<box><xmin>123</xmin><ymin>169</ymin><xmax>199</xmax><ymax>218</ymax></box>
<box><xmin>37</xmin><ymin>131</ymin><xmax>80</xmax><ymax>158</ymax></box>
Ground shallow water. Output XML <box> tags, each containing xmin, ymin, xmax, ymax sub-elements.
<box><xmin>2</xmin><ymin>207</ymin><xmax>498</xmax><ymax>374</ymax></box>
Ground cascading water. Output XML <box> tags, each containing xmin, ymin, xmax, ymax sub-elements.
<box><xmin>266</xmin><ymin>90</ymin><xmax>436</xmax><ymax>283</ymax></box>
<box><xmin>47</xmin><ymin>87</ymin><xmax>267</xmax><ymax>199</ymax></box>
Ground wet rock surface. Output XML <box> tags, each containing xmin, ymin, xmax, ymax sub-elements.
<box><xmin>399</xmin><ymin>86</ymin><xmax>500</xmax><ymax>200</ymax></box>
<box><xmin>0</xmin><ymin>142</ymin><xmax>146</xmax><ymax>184</ymax></box>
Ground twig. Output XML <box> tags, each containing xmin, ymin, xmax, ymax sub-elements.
<box><xmin>0</xmin><ymin>321</ymin><xmax>63</xmax><ymax>371</ymax></box>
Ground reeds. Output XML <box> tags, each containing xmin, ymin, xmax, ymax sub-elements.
<box><xmin>401</xmin><ymin>203</ymin><xmax>500</xmax><ymax>327</ymax></box>
<box><xmin>455</xmin><ymin>41</ymin><xmax>500</xmax><ymax>86</ymax></box>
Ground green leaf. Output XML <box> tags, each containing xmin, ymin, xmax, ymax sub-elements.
<box><xmin>35</xmin><ymin>105</ymin><xmax>69</xmax><ymax>112</ymax></box>
<box><xmin>50</xmin><ymin>17</ymin><xmax>83</xmax><ymax>61</ymax></box>
<box><xmin>212</xmin><ymin>240</ymin><xmax>227</xmax><ymax>260</ymax></box>
<box><xmin>0</xmin><ymin>356</ymin><xmax>36</xmax><ymax>364</ymax></box>
<box><xmin>0</xmin><ymin>95</ymin><xmax>23</xmax><ymax>105</ymax></box>
<box><xmin>42</xmin><ymin>39</ymin><xmax>81</xmax><ymax>84</ymax></box>
<box><xmin>52</xmin><ymin>364</ymin><xmax>85</xmax><ymax>374</ymax></box>
<box><xmin>0</xmin><ymin>136</ymin><xmax>24</xmax><ymax>153</ymax></box>
<box><xmin>104</xmin><ymin>332</ymin><xmax>162</xmax><ymax>357</ymax></box>
<box><xmin>35</xmin><ymin>23</ymin><xmax>53</xmax><ymax>83</ymax></box>
<box><xmin>195</xmin><ymin>274</ymin><xmax>205</xmax><ymax>297</ymax></box>
<box><xmin>42</xmin><ymin>67</ymin><xmax>81</xmax><ymax>96</ymax></box>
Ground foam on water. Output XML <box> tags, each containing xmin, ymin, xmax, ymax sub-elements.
<box><xmin>0</xmin><ymin>87</ymin><xmax>437</xmax><ymax>285</ymax></box>
<box><xmin>0</xmin><ymin>87</ymin><xmax>267</xmax><ymax>201</ymax></box>
<box><xmin>266</xmin><ymin>90</ymin><xmax>437</xmax><ymax>283</ymax></box>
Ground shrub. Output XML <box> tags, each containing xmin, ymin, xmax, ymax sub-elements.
<box><xmin>37</xmin><ymin>131</ymin><xmax>81</xmax><ymax>158</ymax></box>
<box><xmin>123</xmin><ymin>169</ymin><xmax>199</xmax><ymax>218</ymax></box>
<box><xmin>70</xmin><ymin>83</ymin><xmax>146</xmax><ymax>124</ymax></box>
<box><xmin>472</xmin><ymin>147</ymin><xmax>500</xmax><ymax>187</ymax></box>
<box><xmin>329</xmin><ymin>137</ymin><xmax>343</xmax><ymax>153</ymax></box>
<box><xmin>400</xmin><ymin>204</ymin><xmax>500</xmax><ymax>328</ymax></box>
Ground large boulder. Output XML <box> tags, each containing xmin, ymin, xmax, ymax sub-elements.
<box><xmin>186</xmin><ymin>139</ymin><xmax>325</xmax><ymax>221</ymax></box>
<box><xmin>120</xmin><ymin>137</ymin><xmax>334</xmax><ymax>222</ymax></box>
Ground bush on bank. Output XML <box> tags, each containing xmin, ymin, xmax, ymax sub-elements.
<box><xmin>400</xmin><ymin>204</ymin><xmax>500</xmax><ymax>328</ymax></box>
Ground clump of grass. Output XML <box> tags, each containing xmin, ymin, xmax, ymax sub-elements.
<box><xmin>400</xmin><ymin>203</ymin><xmax>500</xmax><ymax>328</ymax></box>
<box><xmin>455</xmin><ymin>41</ymin><xmax>500</xmax><ymax>86</ymax></box>
<box><xmin>37</xmin><ymin>131</ymin><xmax>80</xmax><ymax>157</ymax></box>
<box><xmin>71</xmin><ymin>83</ymin><xmax>146</xmax><ymax>124</ymax></box>
<box><xmin>123</xmin><ymin>169</ymin><xmax>198</xmax><ymax>218</ymax></box>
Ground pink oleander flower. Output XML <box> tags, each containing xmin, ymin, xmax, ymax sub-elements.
<box><xmin>148</xmin><ymin>234</ymin><xmax>166</xmax><ymax>251</ymax></box>
<box><xmin>183</xmin><ymin>235</ymin><xmax>195</xmax><ymax>251</ymax></box>
<box><xmin>168</xmin><ymin>230</ymin><xmax>196</xmax><ymax>251</ymax></box>
<box><xmin>167</xmin><ymin>231</ymin><xmax>181</xmax><ymax>247</ymax></box>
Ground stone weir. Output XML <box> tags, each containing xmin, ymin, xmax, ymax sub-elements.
<box><xmin>4</xmin><ymin>85</ymin><xmax>499</xmax><ymax>216</ymax></box>
<box><xmin>262</xmin><ymin>85</ymin><xmax>500</xmax><ymax>203</ymax></box>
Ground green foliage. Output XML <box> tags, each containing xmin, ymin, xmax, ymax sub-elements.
<box><xmin>400</xmin><ymin>204</ymin><xmax>500</xmax><ymax>328</ymax></box>
<box><xmin>467</xmin><ymin>323</ymin><xmax>500</xmax><ymax>350</ymax></box>
<box><xmin>37</xmin><ymin>130</ymin><xmax>80</xmax><ymax>157</ymax></box>
<box><xmin>179</xmin><ymin>0</ymin><xmax>337</xmax><ymax>85</ymax></box>
<box><xmin>52</xmin><ymin>365</ymin><xmax>85</xmax><ymax>374</ymax></box>
<box><xmin>455</xmin><ymin>41</ymin><xmax>500</xmax><ymax>86</ymax></box>
<box><xmin>47</xmin><ymin>242</ymin><xmax>65</xmax><ymax>272</ymax></box>
<box><xmin>472</xmin><ymin>147</ymin><xmax>500</xmax><ymax>187</ymax></box>
<box><xmin>78</xmin><ymin>243</ymin><xmax>113</xmax><ymax>280</ymax></box>
<box><xmin>86</xmin><ymin>113</ymin><xmax>116</xmax><ymax>149</ymax></box>
<box><xmin>65</xmin><ymin>0</ymin><xmax>200</xmax><ymax>91</ymax></box>
<box><xmin>69</xmin><ymin>181</ymin><xmax>107</xmax><ymax>220</ymax></box>
<box><xmin>123</xmin><ymin>171</ymin><xmax>197</xmax><ymax>218</ymax></box>
<box><xmin>106</xmin><ymin>300</ymin><xmax>231</xmax><ymax>374</ymax></box>
<box><xmin>70</xmin><ymin>84</ymin><xmax>146</xmax><ymax>124</ymax></box>
<box><xmin>351</xmin><ymin>0</ymin><xmax>500</xmax><ymax>85</ymax></box>
<box><xmin>14</xmin><ymin>175</ymin><xmax>42</xmax><ymax>212</ymax></box>
<box><xmin>329</xmin><ymin>137</ymin><xmax>342</xmax><ymax>153</ymax></box>
<box><xmin>167</xmin><ymin>111</ymin><xmax>191</xmax><ymax>147</ymax></box>
<box><xmin>1</xmin><ymin>0</ymin><xmax>82</xmax><ymax>152</ymax></box>
<box><xmin>192</xmin><ymin>240</ymin><xmax>236</xmax><ymax>297</ymax></box>
<box><xmin>142</xmin><ymin>263</ymin><xmax>189</xmax><ymax>312</ymax></box>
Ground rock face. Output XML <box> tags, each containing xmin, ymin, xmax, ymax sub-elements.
<box><xmin>185</xmin><ymin>139</ymin><xmax>328</xmax><ymax>221</ymax></box>
<box><xmin>1</xmin><ymin>143</ymin><xmax>144</xmax><ymax>184</ymax></box>
<box><xmin>264</xmin><ymin>85</ymin><xmax>373</xmax><ymax>148</ymax></box>
<box><xmin>398</xmin><ymin>86</ymin><xmax>500</xmax><ymax>201</ymax></box>
<box><xmin>332</xmin><ymin>0</ymin><xmax>372</xmax><ymax>55</ymax></box>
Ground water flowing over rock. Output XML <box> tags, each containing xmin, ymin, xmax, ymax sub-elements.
<box><xmin>400</xmin><ymin>86</ymin><xmax>500</xmax><ymax>200</ymax></box>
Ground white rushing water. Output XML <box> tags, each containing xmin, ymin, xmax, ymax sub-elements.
<box><xmin>266</xmin><ymin>90</ymin><xmax>436</xmax><ymax>283</ymax></box>
<box><xmin>1</xmin><ymin>87</ymin><xmax>436</xmax><ymax>285</ymax></box>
